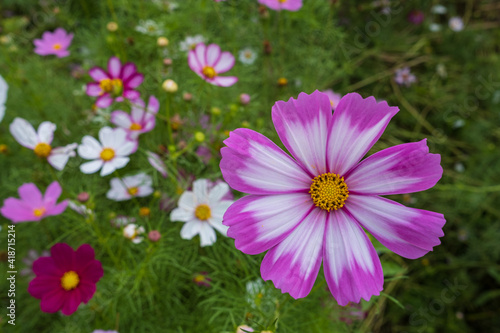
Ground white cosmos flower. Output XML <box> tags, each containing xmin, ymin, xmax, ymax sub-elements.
<box><xmin>106</xmin><ymin>173</ymin><xmax>153</xmax><ymax>201</ymax></box>
<box><xmin>78</xmin><ymin>126</ymin><xmax>137</xmax><ymax>176</ymax></box>
<box><xmin>0</xmin><ymin>74</ymin><xmax>8</xmax><ymax>123</ymax></box>
<box><xmin>9</xmin><ymin>117</ymin><xmax>77</xmax><ymax>170</ymax></box>
<box><xmin>135</xmin><ymin>19</ymin><xmax>164</xmax><ymax>36</ymax></box>
<box><xmin>239</xmin><ymin>47</ymin><xmax>257</xmax><ymax>65</ymax></box>
<box><xmin>179</xmin><ymin>35</ymin><xmax>206</xmax><ymax>52</ymax></box>
<box><xmin>123</xmin><ymin>223</ymin><xmax>145</xmax><ymax>244</ymax></box>
<box><xmin>170</xmin><ymin>179</ymin><xmax>233</xmax><ymax>247</ymax></box>
<box><xmin>449</xmin><ymin>17</ymin><xmax>464</xmax><ymax>32</ymax></box>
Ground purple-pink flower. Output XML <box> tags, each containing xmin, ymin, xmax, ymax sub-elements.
<box><xmin>394</xmin><ymin>67</ymin><xmax>417</xmax><ymax>87</ymax></box>
<box><xmin>33</xmin><ymin>28</ymin><xmax>73</xmax><ymax>58</ymax></box>
<box><xmin>1</xmin><ymin>181</ymin><xmax>68</xmax><ymax>223</ymax></box>
<box><xmin>188</xmin><ymin>43</ymin><xmax>238</xmax><ymax>87</ymax></box>
<box><xmin>86</xmin><ymin>57</ymin><xmax>144</xmax><ymax>108</ymax></box>
<box><xmin>28</xmin><ymin>243</ymin><xmax>103</xmax><ymax>315</ymax></box>
<box><xmin>220</xmin><ymin>91</ymin><xmax>445</xmax><ymax>305</ymax></box>
<box><xmin>258</xmin><ymin>0</ymin><xmax>303</xmax><ymax>11</ymax></box>
<box><xmin>111</xmin><ymin>96</ymin><xmax>159</xmax><ymax>140</ymax></box>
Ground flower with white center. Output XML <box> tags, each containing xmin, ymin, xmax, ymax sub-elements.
<box><xmin>179</xmin><ymin>35</ymin><xmax>206</xmax><ymax>52</ymax></box>
<box><xmin>106</xmin><ymin>173</ymin><xmax>153</xmax><ymax>201</ymax></box>
<box><xmin>9</xmin><ymin>117</ymin><xmax>77</xmax><ymax>170</ymax></box>
<box><xmin>146</xmin><ymin>151</ymin><xmax>168</xmax><ymax>178</ymax></box>
<box><xmin>449</xmin><ymin>17</ymin><xmax>464</xmax><ymax>32</ymax></box>
<box><xmin>239</xmin><ymin>48</ymin><xmax>257</xmax><ymax>65</ymax></box>
<box><xmin>110</xmin><ymin>96</ymin><xmax>159</xmax><ymax>140</ymax></box>
<box><xmin>170</xmin><ymin>179</ymin><xmax>233</xmax><ymax>247</ymax></box>
<box><xmin>123</xmin><ymin>224</ymin><xmax>145</xmax><ymax>243</ymax></box>
<box><xmin>0</xmin><ymin>74</ymin><xmax>8</xmax><ymax>123</ymax></box>
<box><xmin>135</xmin><ymin>19</ymin><xmax>164</xmax><ymax>36</ymax></box>
<box><xmin>188</xmin><ymin>43</ymin><xmax>238</xmax><ymax>87</ymax></box>
<box><xmin>77</xmin><ymin>127</ymin><xmax>137</xmax><ymax>176</ymax></box>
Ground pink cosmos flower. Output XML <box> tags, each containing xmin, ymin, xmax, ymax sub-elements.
<box><xmin>111</xmin><ymin>96</ymin><xmax>159</xmax><ymax>140</ymax></box>
<box><xmin>188</xmin><ymin>43</ymin><xmax>238</xmax><ymax>87</ymax></box>
<box><xmin>77</xmin><ymin>127</ymin><xmax>138</xmax><ymax>176</ymax></box>
<box><xmin>323</xmin><ymin>89</ymin><xmax>342</xmax><ymax>110</ymax></box>
<box><xmin>394</xmin><ymin>67</ymin><xmax>417</xmax><ymax>87</ymax></box>
<box><xmin>28</xmin><ymin>243</ymin><xmax>103</xmax><ymax>315</ymax></box>
<box><xmin>1</xmin><ymin>181</ymin><xmax>68</xmax><ymax>223</ymax></box>
<box><xmin>258</xmin><ymin>0</ymin><xmax>303</xmax><ymax>11</ymax></box>
<box><xmin>146</xmin><ymin>151</ymin><xmax>168</xmax><ymax>178</ymax></box>
<box><xmin>86</xmin><ymin>57</ymin><xmax>144</xmax><ymax>108</ymax></box>
<box><xmin>33</xmin><ymin>28</ymin><xmax>73</xmax><ymax>58</ymax></box>
<box><xmin>220</xmin><ymin>91</ymin><xmax>445</xmax><ymax>305</ymax></box>
<box><xmin>10</xmin><ymin>117</ymin><xmax>77</xmax><ymax>170</ymax></box>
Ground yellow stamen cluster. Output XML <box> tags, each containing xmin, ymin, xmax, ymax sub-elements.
<box><xmin>202</xmin><ymin>66</ymin><xmax>217</xmax><ymax>79</ymax></box>
<box><xmin>128</xmin><ymin>187</ymin><xmax>139</xmax><ymax>196</ymax></box>
<box><xmin>194</xmin><ymin>275</ymin><xmax>206</xmax><ymax>283</ymax></box>
<box><xmin>53</xmin><ymin>43</ymin><xmax>62</xmax><ymax>50</ymax></box>
<box><xmin>34</xmin><ymin>143</ymin><xmax>52</xmax><ymax>158</ymax></box>
<box><xmin>195</xmin><ymin>204</ymin><xmax>211</xmax><ymax>221</ymax></box>
<box><xmin>33</xmin><ymin>207</ymin><xmax>46</xmax><ymax>217</ymax></box>
<box><xmin>139</xmin><ymin>207</ymin><xmax>151</xmax><ymax>217</ymax></box>
<box><xmin>129</xmin><ymin>123</ymin><xmax>142</xmax><ymax>131</ymax></box>
<box><xmin>60</xmin><ymin>271</ymin><xmax>80</xmax><ymax>291</ymax></box>
<box><xmin>309</xmin><ymin>173</ymin><xmax>349</xmax><ymax>212</ymax></box>
<box><xmin>100</xmin><ymin>148</ymin><xmax>115</xmax><ymax>161</ymax></box>
<box><xmin>279</xmin><ymin>0</ymin><xmax>288</xmax><ymax>2</ymax></box>
<box><xmin>99</xmin><ymin>78</ymin><xmax>123</xmax><ymax>96</ymax></box>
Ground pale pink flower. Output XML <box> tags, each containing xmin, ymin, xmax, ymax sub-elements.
<box><xmin>188</xmin><ymin>43</ymin><xmax>238</xmax><ymax>87</ymax></box>
<box><xmin>221</xmin><ymin>91</ymin><xmax>445</xmax><ymax>305</ymax></box>
<box><xmin>33</xmin><ymin>28</ymin><xmax>73</xmax><ymax>58</ymax></box>
<box><xmin>106</xmin><ymin>173</ymin><xmax>153</xmax><ymax>201</ymax></box>
<box><xmin>394</xmin><ymin>67</ymin><xmax>417</xmax><ymax>87</ymax></box>
<box><xmin>111</xmin><ymin>96</ymin><xmax>159</xmax><ymax>140</ymax></box>
<box><xmin>9</xmin><ymin>117</ymin><xmax>77</xmax><ymax>170</ymax></box>
<box><xmin>77</xmin><ymin>127</ymin><xmax>137</xmax><ymax>176</ymax></box>
<box><xmin>258</xmin><ymin>0</ymin><xmax>303</xmax><ymax>11</ymax></box>
<box><xmin>1</xmin><ymin>181</ymin><xmax>68</xmax><ymax>223</ymax></box>
<box><xmin>323</xmin><ymin>89</ymin><xmax>342</xmax><ymax>110</ymax></box>
<box><xmin>146</xmin><ymin>151</ymin><xmax>167</xmax><ymax>178</ymax></box>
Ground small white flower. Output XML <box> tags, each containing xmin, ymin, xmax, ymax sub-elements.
<box><xmin>239</xmin><ymin>48</ymin><xmax>257</xmax><ymax>65</ymax></box>
<box><xmin>0</xmin><ymin>74</ymin><xmax>8</xmax><ymax>123</ymax></box>
<box><xmin>170</xmin><ymin>179</ymin><xmax>233</xmax><ymax>247</ymax></box>
<box><xmin>449</xmin><ymin>17</ymin><xmax>464</xmax><ymax>32</ymax></box>
<box><xmin>146</xmin><ymin>151</ymin><xmax>168</xmax><ymax>177</ymax></box>
<box><xmin>135</xmin><ymin>19</ymin><xmax>164</xmax><ymax>36</ymax></box>
<box><xmin>431</xmin><ymin>4</ymin><xmax>447</xmax><ymax>14</ymax></box>
<box><xmin>394</xmin><ymin>67</ymin><xmax>417</xmax><ymax>87</ymax></box>
<box><xmin>123</xmin><ymin>223</ymin><xmax>145</xmax><ymax>243</ymax></box>
<box><xmin>77</xmin><ymin>126</ymin><xmax>138</xmax><ymax>176</ymax></box>
<box><xmin>106</xmin><ymin>173</ymin><xmax>153</xmax><ymax>201</ymax></box>
<box><xmin>429</xmin><ymin>23</ymin><xmax>442</xmax><ymax>32</ymax></box>
<box><xmin>179</xmin><ymin>35</ymin><xmax>206</xmax><ymax>52</ymax></box>
<box><xmin>9</xmin><ymin>117</ymin><xmax>77</xmax><ymax>170</ymax></box>
<box><xmin>111</xmin><ymin>215</ymin><xmax>136</xmax><ymax>228</ymax></box>
<box><xmin>68</xmin><ymin>200</ymin><xmax>93</xmax><ymax>217</ymax></box>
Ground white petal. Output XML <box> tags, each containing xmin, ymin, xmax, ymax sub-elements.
<box><xmin>78</xmin><ymin>136</ymin><xmax>102</xmax><ymax>160</ymax></box>
<box><xmin>208</xmin><ymin>182</ymin><xmax>230</xmax><ymax>205</ymax></box>
<box><xmin>37</xmin><ymin>121</ymin><xmax>56</xmax><ymax>144</ymax></box>
<box><xmin>9</xmin><ymin>118</ymin><xmax>37</xmax><ymax>149</ymax></box>
<box><xmin>178</xmin><ymin>191</ymin><xmax>196</xmax><ymax>211</ymax></box>
<box><xmin>193</xmin><ymin>179</ymin><xmax>209</xmax><ymax>203</ymax></box>
<box><xmin>80</xmin><ymin>160</ymin><xmax>103</xmax><ymax>174</ymax></box>
<box><xmin>198</xmin><ymin>223</ymin><xmax>217</xmax><ymax>247</ymax></box>
<box><xmin>170</xmin><ymin>208</ymin><xmax>192</xmax><ymax>222</ymax></box>
<box><xmin>180</xmin><ymin>220</ymin><xmax>202</xmax><ymax>240</ymax></box>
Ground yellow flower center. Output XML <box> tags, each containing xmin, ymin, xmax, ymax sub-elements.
<box><xmin>33</xmin><ymin>207</ymin><xmax>46</xmax><ymax>217</ymax></box>
<box><xmin>128</xmin><ymin>187</ymin><xmax>139</xmax><ymax>196</ymax></box>
<box><xmin>53</xmin><ymin>43</ymin><xmax>62</xmax><ymax>50</ymax></box>
<box><xmin>202</xmin><ymin>66</ymin><xmax>217</xmax><ymax>79</ymax></box>
<box><xmin>279</xmin><ymin>0</ymin><xmax>288</xmax><ymax>2</ymax></box>
<box><xmin>139</xmin><ymin>207</ymin><xmax>150</xmax><ymax>216</ymax></box>
<box><xmin>99</xmin><ymin>78</ymin><xmax>123</xmax><ymax>96</ymax></box>
<box><xmin>309</xmin><ymin>173</ymin><xmax>349</xmax><ymax>212</ymax></box>
<box><xmin>194</xmin><ymin>274</ymin><xmax>206</xmax><ymax>283</ymax></box>
<box><xmin>60</xmin><ymin>271</ymin><xmax>80</xmax><ymax>291</ymax></box>
<box><xmin>34</xmin><ymin>143</ymin><xmax>52</xmax><ymax>158</ymax></box>
<box><xmin>194</xmin><ymin>204</ymin><xmax>211</xmax><ymax>221</ymax></box>
<box><xmin>100</xmin><ymin>148</ymin><xmax>115</xmax><ymax>161</ymax></box>
<box><xmin>277</xmin><ymin>77</ymin><xmax>288</xmax><ymax>86</ymax></box>
<box><xmin>129</xmin><ymin>123</ymin><xmax>142</xmax><ymax>131</ymax></box>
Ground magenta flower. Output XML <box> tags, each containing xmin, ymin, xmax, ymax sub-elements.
<box><xmin>1</xmin><ymin>181</ymin><xmax>68</xmax><ymax>223</ymax></box>
<box><xmin>407</xmin><ymin>10</ymin><xmax>425</xmax><ymax>25</ymax></box>
<box><xmin>258</xmin><ymin>0</ymin><xmax>303</xmax><ymax>11</ymax></box>
<box><xmin>220</xmin><ymin>91</ymin><xmax>445</xmax><ymax>305</ymax></box>
<box><xmin>111</xmin><ymin>96</ymin><xmax>159</xmax><ymax>140</ymax></box>
<box><xmin>86</xmin><ymin>57</ymin><xmax>144</xmax><ymax>108</ymax></box>
<box><xmin>188</xmin><ymin>43</ymin><xmax>238</xmax><ymax>87</ymax></box>
<box><xmin>28</xmin><ymin>243</ymin><xmax>103</xmax><ymax>315</ymax></box>
<box><xmin>33</xmin><ymin>28</ymin><xmax>73</xmax><ymax>58</ymax></box>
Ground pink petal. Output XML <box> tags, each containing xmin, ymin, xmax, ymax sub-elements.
<box><xmin>261</xmin><ymin>208</ymin><xmax>326</xmax><ymax>299</ymax></box>
<box><xmin>75</xmin><ymin>244</ymin><xmax>96</xmax><ymax>271</ymax></box>
<box><xmin>78</xmin><ymin>281</ymin><xmax>97</xmax><ymax>303</ymax></box>
<box><xmin>188</xmin><ymin>49</ymin><xmax>203</xmax><ymax>73</ymax></box>
<box><xmin>206</xmin><ymin>44</ymin><xmax>221</xmax><ymax>66</ymax></box>
<box><xmin>213</xmin><ymin>51</ymin><xmax>235</xmax><ymax>74</ymax></box>
<box><xmin>124</xmin><ymin>73</ymin><xmax>144</xmax><ymax>89</ymax></box>
<box><xmin>323</xmin><ymin>209</ymin><xmax>383</xmax><ymax>306</ymax></box>
<box><xmin>194</xmin><ymin>43</ymin><xmax>207</xmax><ymax>68</ymax></box>
<box><xmin>79</xmin><ymin>260</ymin><xmax>104</xmax><ymax>283</ymax></box>
<box><xmin>345</xmin><ymin>139</ymin><xmax>443</xmax><ymax>195</ymax></box>
<box><xmin>60</xmin><ymin>288</ymin><xmax>82</xmax><ymax>315</ymax></box>
<box><xmin>88</xmin><ymin>67</ymin><xmax>109</xmax><ymax>81</ymax></box>
<box><xmin>46</xmin><ymin>201</ymin><xmax>68</xmax><ymax>216</ymax></box>
<box><xmin>272</xmin><ymin>90</ymin><xmax>332</xmax><ymax>176</ymax></box>
<box><xmin>110</xmin><ymin>111</ymin><xmax>132</xmax><ymax>128</ymax></box>
<box><xmin>32</xmin><ymin>257</ymin><xmax>61</xmax><ymax>276</ymax></box>
<box><xmin>51</xmin><ymin>243</ymin><xmax>75</xmax><ymax>271</ymax></box>
<box><xmin>326</xmin><ymin>93</ymin><xmax>399</xmax><ymax>175</ymax></box>
<box><xmin>86</xmin><ymin>82</ymin><xmax>102</xmax><ymax>97</ymax></box>
<box><xmin>123</xmin><ymin>89</ymin><xmax>140</xmax><ymax>100</ymax></box>
<box><xmin>223</xmin><ymin>193</ymin><xmax>313</xmax><ymax>255</ymax></box>
<box><xmin>121</xmin><ymin>62</ymin><xmax>138</xmax><ymax>81</ymax></box>
<box><xmin>220</xmin><ymin>128</ymin><xmax>310</xmax><ymax>195</ymax></box>
<box><xmin>0</xmin><ymin>198</ymin><xmax>38</xmax><ymax>223</ymax></box>
<box><xmin>282</xmin><ymin>0</ymin><xmax>303</xmax><ymax>11</ymax></box>
<box><xmin>28</xmin><ymin>275</ymin><xmax>61</xmax><ymax>299</ymax></box>
<box><xmin>55</xmin><ymin>50</ymin><xmax>70</xmax><ymax>58</ymax></box>
<box><xmin>346</xmin><ymin>195</ymin><xmax>446</xmax><ymax>259</ymax></box>
<box><xmin>210</xmin><ymin>76</ymin><xmax>238</xmax><ymax>87</ymax></box>
<box><xmin>107</xmin><ymin>56</ymin><xmax>122</xmax><ymax>79</ymax></box>
<box><xmin>43</xmin><ymin>181</ymin><xmax>62</xmax><ymax>206</ymax></box>
<box><xmin>18</xmin><ymin>183</ymin><xmax>43</xmax><ymax>207</ymax></box>
<box><xmin>96</xmin><ymin>94</ymin><xmax>113</xmax><ymax>108</ymax></box>
<box><xmin>147</xmin><ymin>95</ymin><xmax>160</xmax><ymax>113</ymax></box>
<box><xmin>40</xmin><ymin>288</ymin><xmax>66</xmax><ymax>313</ymax></box>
